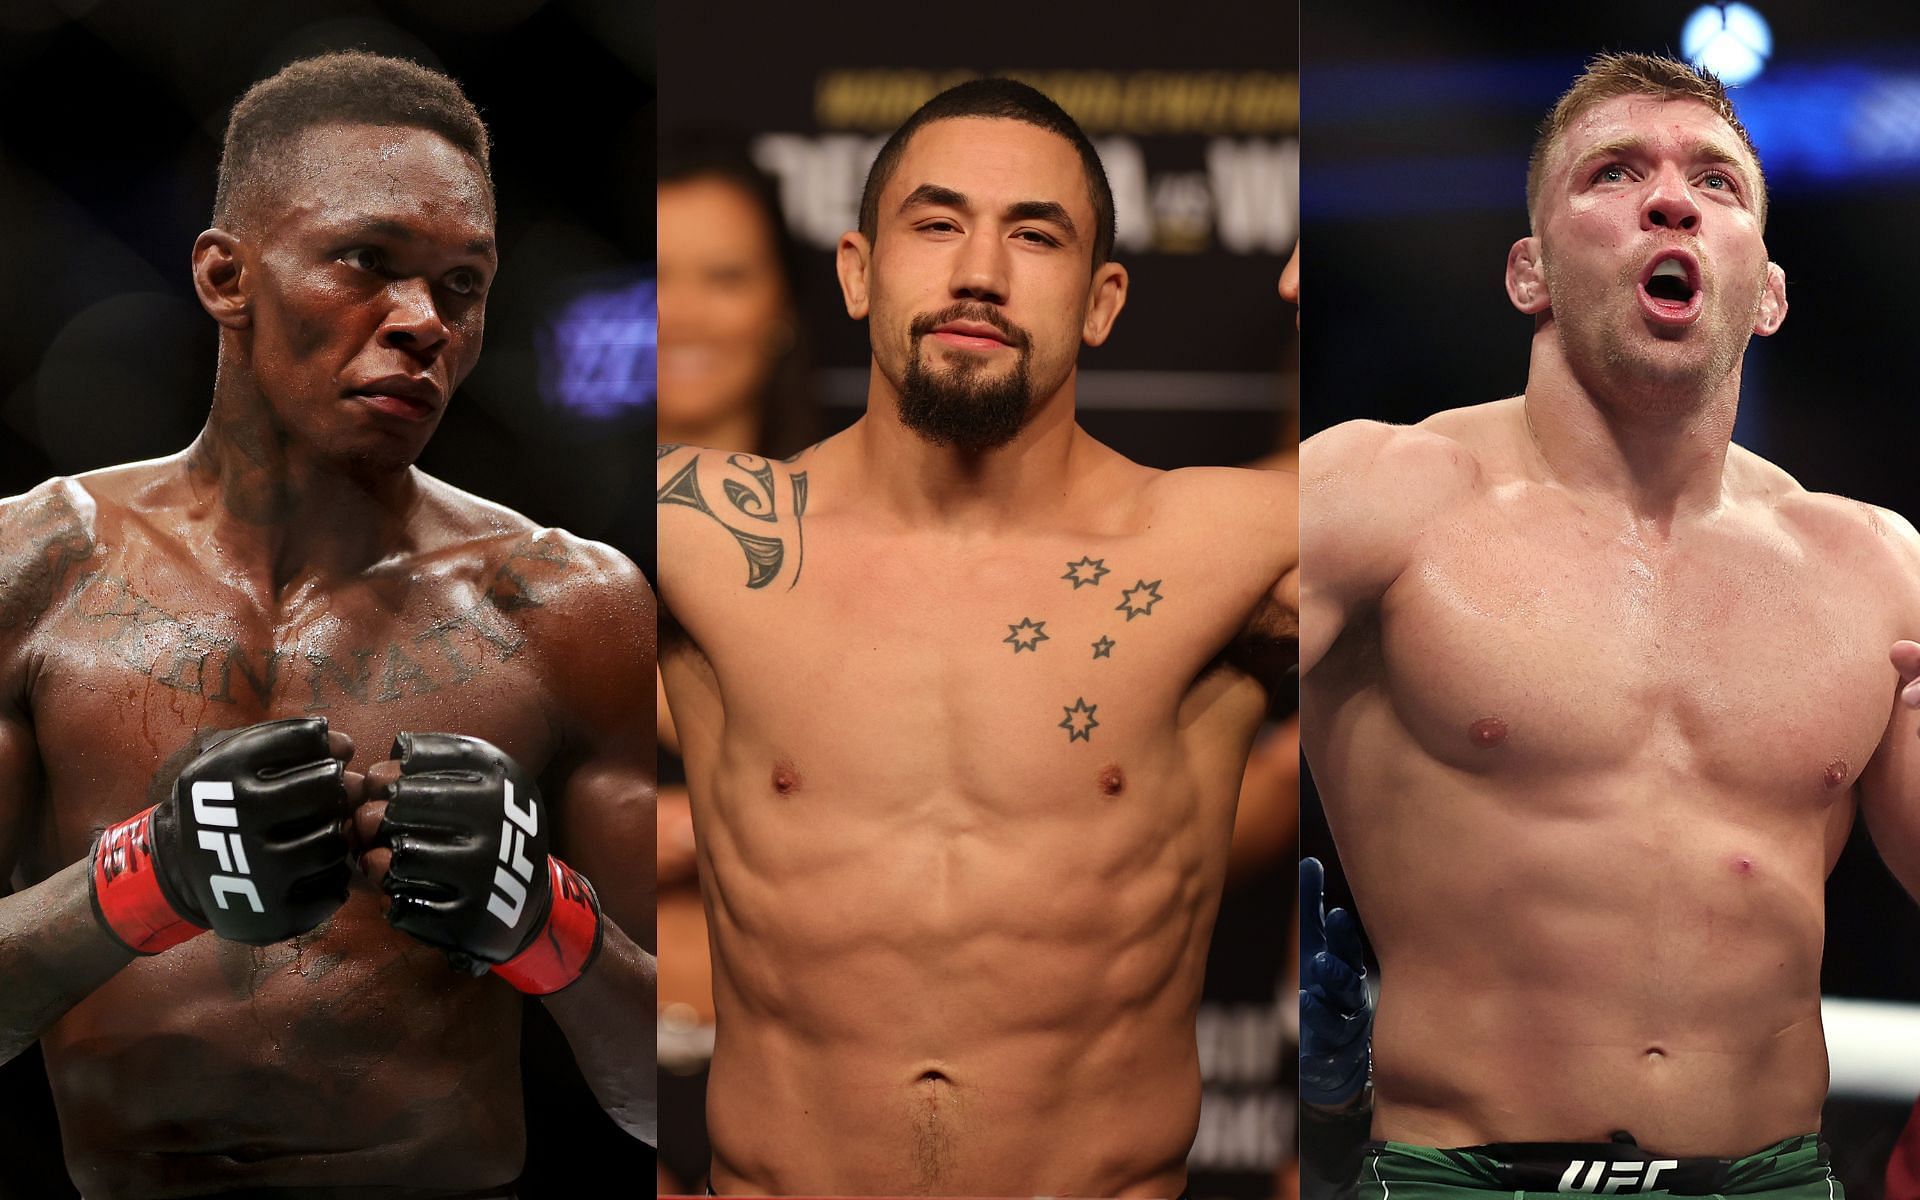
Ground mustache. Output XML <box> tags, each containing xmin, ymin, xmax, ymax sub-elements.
<box><xmin>908</xmin><ymin>303</ymin><xmax>1031</xmax><ymax>350</ymax></box>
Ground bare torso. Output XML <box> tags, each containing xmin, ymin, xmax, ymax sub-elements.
<box><xmin>1302</xmin><ymin>398</ymin><xmax>1915</xmax><ymax>1153</ymax></box>
<box><xmin>1</xmin><ymin>460</ymin><xmax>627</xmax><ymax>1198</ymax></box>
<box><xmin>658</xmin><ymin>434</ymin><xmax>1293</xmax><ymax>1195</ymax></box>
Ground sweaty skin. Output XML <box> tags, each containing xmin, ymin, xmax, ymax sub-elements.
<box><xmin>1303</xmin><ymin>402</ymin><xmax>1920</xmax><ymax>1151</ymax></box>
<box><xmin>0</xmin><ymin>117</ymin><xmax>654</xmax><ymax>1198</ymax></box>
<box><xmin>659</xmin><ymin>435</ymin><xmax>1295</xmax><ymax>1196</ymax></box>
<box><xmin>1300</xmin><ymin>93</ymin><xmax>1920</xmax><ymax>1153</ymax></box>
<box><xmin>0</xmin><ymin>469</ymin><xmax>651</xmax><ymax>1197</ymax></box>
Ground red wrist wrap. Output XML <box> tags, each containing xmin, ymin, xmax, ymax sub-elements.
<box><xmin>89</xmin><ymin>805</ymin><xmax>201</xmax><ymax>955</ymax></box>
<box><xmin>492</xmin><ymin>857</ymin><xmax>603</xmax><ymax>995</ymax></box>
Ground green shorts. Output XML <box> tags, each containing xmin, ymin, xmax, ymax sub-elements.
<box><xmin>1355</xmin><ymin>1134</ymin><xmax>1841</xmax><ymax>1200</ymax></box>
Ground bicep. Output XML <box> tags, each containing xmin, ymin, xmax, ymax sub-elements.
<box><xmin>556</xmin><ymin>750</ymin><xmax>655</xmax><ymax>954</ymax></box>
<box><xmin>1859</xmin><ymin>693</ymin><xmax>1920</xmax><ymax>894</ymax></box>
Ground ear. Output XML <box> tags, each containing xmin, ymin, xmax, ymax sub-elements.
<box><xmin>1081</xmin><ymin>261</ymin><xmax>1129</xmax><ymax>347</ymax></box>
<box><xmin>192</xmin><ymin>229</ymin><xmax>252</xmax><ymax>330</ymax></box>
<box><xmin>836</xmin><ymin>230</ymin><xmax>872</xmax><ymax>320</ymax></box>
<box><xmin>1753</xmin><ymin>261</ymin><xmax>1787</xmax><ymax>336</ymax></box>
<box><xmin>1505</xmin><ymin>236</ymin><xmax>1550</xmax><ymax>315</ymax></box>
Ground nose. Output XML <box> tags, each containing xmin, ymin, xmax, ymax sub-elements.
<box><xmin>948</xmin><ymin>229</ymin><xmax>1010</xmax><ymax>305</ymax></box>
<box><xmin>377</xmin><ymin>278</ymin><xmax>450</xmax><ymax>363</ymax></box>
<box><xmin>1641</xmin><ymin>163</ymin><xmax>1701</xmax><ymax>233</ymax></box>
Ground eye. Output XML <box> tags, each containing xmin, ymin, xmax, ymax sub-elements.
<box><xmin>1701</xmin><ymin>171</ymin><xmax>1735</xmax><ymax>192</ymax></box>
<box><xmin>444</xmin><ymin>268</ymin><xmax>481</xmax><ymax>296</ymax></box>
<box><xmin>340</xmin><ymin>246</ymin><xmax>385</xmax><ymax>272</ymax></box>
<box><xmin>919</xmin><ymin>219</ymin><xmax>959</xmax><ymax>234</ymax></box>
<box><xmin>1014</xmin><ymin>229</ymin><xmax>1059</xmax><ymax>247</ymax></box>
<box><xmin>1592</xmin><ymin>164</ymin><xmax>1629</xmax><ymax>185</ymax></box>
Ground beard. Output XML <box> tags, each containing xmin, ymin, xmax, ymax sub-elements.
<box><xmin>1546</xmin><ymin>254</ymin><xmax>1763</xmax><ymax>416</ymax></box>
<box><xmin>897</xmin><ymin>303</ymin><xmax>1035</xmax><ymax>453</ymax></box>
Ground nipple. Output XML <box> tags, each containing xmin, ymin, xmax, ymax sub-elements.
<box><xmin>1468</xmin><ymin>717</ymin><xmax>1508</xmax><ymax>749</ymax></box>
<box><xmin>772</xmin><ymin>762</ymin><xmax>800</xmax><ymax>795</ymax></box>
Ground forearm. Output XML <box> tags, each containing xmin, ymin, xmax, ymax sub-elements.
<box><xmin>539</xmin><ymin>915</ymin><xmax>658</xmax><ymax>1144</ymax></box>
<box><xmin>0</xmin><ymin>858</ymin><xmax>135</xmax><ymax>1063</ymax></box>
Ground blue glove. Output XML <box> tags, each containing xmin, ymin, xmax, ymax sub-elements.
<box><xmin>1300</xmin><ymin>855</ymin><xmax>1373</xmax><ymax>1107</ymax></box>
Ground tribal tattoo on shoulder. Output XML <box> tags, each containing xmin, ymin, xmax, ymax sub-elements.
<box><xmin>657</xmin><ymin>449</ymin><xmax>808</xmax><ymax>590</ymax></box>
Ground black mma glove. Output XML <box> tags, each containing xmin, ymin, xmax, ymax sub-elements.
<box><xmin>90</xmin><ymin>717</ymin><xmax>351</xmax><ymax>953</ymax></box>
<box><xmin>378</xmin><ymin>732</ymin><xmax>603</xmax><ymax>994</ymax></box>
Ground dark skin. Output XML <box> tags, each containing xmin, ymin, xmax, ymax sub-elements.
<box><xmin>0</xmin><ymin>121</ymin><xmax>655</xmax><ymax>1198</ymax></box>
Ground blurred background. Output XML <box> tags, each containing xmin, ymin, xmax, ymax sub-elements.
<box><xmin>0</xmin><ymin>0</ymin><xmax>653</xmax><ymax>1195</ymax></box>
<box><xmin>1301</xmin><ymin>3</ymin><xmax>1920</xmax><ymax>1197</ymax></box>
<box><xmin>654</xmin><ymin>3</ymin><xmax>1297</xmax><ymax>1196</ymax></box>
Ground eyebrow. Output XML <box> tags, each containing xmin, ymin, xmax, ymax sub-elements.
<box><xmin>353</xmin><ymin>218</ymin><xmax>496</xmax><ymax>259</ymax></box>
<box><xmin>1579</xmin><ymin>136</ymin><xmax>1757</xmax><ymax>190</ymax></box>
<box><xmin>898</xmin><ymin>184</ymin><xmax>1080</xmax><ymax>240</ymax></box>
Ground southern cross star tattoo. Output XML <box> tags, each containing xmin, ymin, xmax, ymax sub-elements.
<box><xmin>1004</xmin><ymin>617</ymin><xmax>1050</xmax><ymax>653</ymax></box>
<box><xmin>1092</xmin><ymin>635</ymin><xmax>1115</xmax><ymax>659</ymax></box>
<box><xmin>1060</xmin><ymin>697</ymin><xmax>1100</xmax><ymax>742</ymax></box>
<box><xmin>1061</xmin><ymin>555</ymin><xmax>1110</xmax><ymax>589</ymax></box>
<box><xmin>1115</xmin><ymin>579</ymin><xmax>1164</xmax><ymax>621</ymax></box>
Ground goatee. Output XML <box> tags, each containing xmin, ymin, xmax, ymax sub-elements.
<box><xmin>898</xmin><ymin>304</ymin><xmax>1034</xmax><ymax>453</ymax></box>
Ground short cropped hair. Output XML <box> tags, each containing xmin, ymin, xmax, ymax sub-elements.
<box><xmin>213</xmin><ymin>51</ymin><xmax>492</xmax><ymax>229</ymax></box>
<box><xmin>1526</xmin><ymin>51</ymin><xmax>1766</xmax><ymax>228</ymax></box>
<box><xmin>857</xmin><ymin>78</ymin><xmax>1116</xmax><ymax>267</ymax></box>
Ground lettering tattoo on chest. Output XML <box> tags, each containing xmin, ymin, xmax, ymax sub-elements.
<box><xmin>62</xmin><ymin>536</ymin><xmax>566</xmax><ymax>710</ymax></box>
<box><xmin>656</xmin><ymin>447</ymin><xmax>808</xmax><ymax>590</ymax></box>
<box><xmin>0</xmin><ymin>491</ymin><xmax>97</xmax><ymax>631</ymax></box>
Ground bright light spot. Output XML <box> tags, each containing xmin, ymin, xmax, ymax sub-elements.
<box><xmin>1683</xmin><ymin>4</ymin><xmax>1773</xmax><ymax>85</ymax></box>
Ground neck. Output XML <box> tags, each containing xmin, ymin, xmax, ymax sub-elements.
<box><xmin>854</xmin><ymin>360</ymin><xmax>1082</xmax><ymax>526</ymax></box>
<box><xmin>186</xmin><ymin>363</ymin><xmax>421</xmax><ymax>587</ymax></box>
<box><xmin>1521</xmin><ymin>324</ymin><xmax>1739</xmax><ymax>526</ymax></box>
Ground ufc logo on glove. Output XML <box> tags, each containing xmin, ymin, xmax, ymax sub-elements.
<box><xmin>488</xmin><ymin>782</ymin><xmax>540</xmax><ymax>926</ymax></box>
<box><xmin>193</xmin><ymin>781</ymin><xmax>264</xmax><ymax>914</ymax></box>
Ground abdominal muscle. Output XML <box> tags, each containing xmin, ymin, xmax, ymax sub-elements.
<box><xmin>1326</xmin><ymin>748</ymin><xmax>1834</xmax><ymax>1155</ymax></box>
<box><xmin>698</xmin><ymin>760</ymin><xmax>1222</xmax><ymax>1196</ymax></box>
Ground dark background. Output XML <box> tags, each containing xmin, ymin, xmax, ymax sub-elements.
<box><xmin>657</xmin><ymin>3</ymin><xmax>1297</xmax><ymax>1197</ymax></box>
<box><xmin>1301</xmin><ymin>3</ymin><xmax>1920</xmax><ymax>1196</ymax></box>
<box><xmin>0</xmin><ymin>0</ymin><xmax>653</xmax><ymax>1194</ymax></box>
<box><xmin>659</xmin><ymin>0</ymin><xmax>1297</xmax><ymax>470</ymax></box>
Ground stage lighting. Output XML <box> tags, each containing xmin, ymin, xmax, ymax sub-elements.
<box><xmin>1683</xmin><ymin>3</ymin><xmax>1773</xmax><ymax>86</ymax></box>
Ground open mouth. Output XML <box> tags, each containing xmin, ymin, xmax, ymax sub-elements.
<box><xmin>1636</xmin><ymin>253</ymin><xmax>1703</xmax><ymax>326</ymax></box>
<box><xmin>1645</xmin><ymin>260</ymin><xmax>1695</xmax><ymax>304</ymax></box>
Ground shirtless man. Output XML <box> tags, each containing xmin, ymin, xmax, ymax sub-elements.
<box><xmin>657</xmin><ymin>79</ymin><xmax>1297</xmax><ymax>1196</ymax></box>
<box><xmin>1301</xmin><ymin>53</ymin><xmax>1920</xmax><ymax>1197</ymax></box>
<box><xmin>0</xmin><ymin>53</ymin><xmax>654</xmax><ymax>1197</ymax></box>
